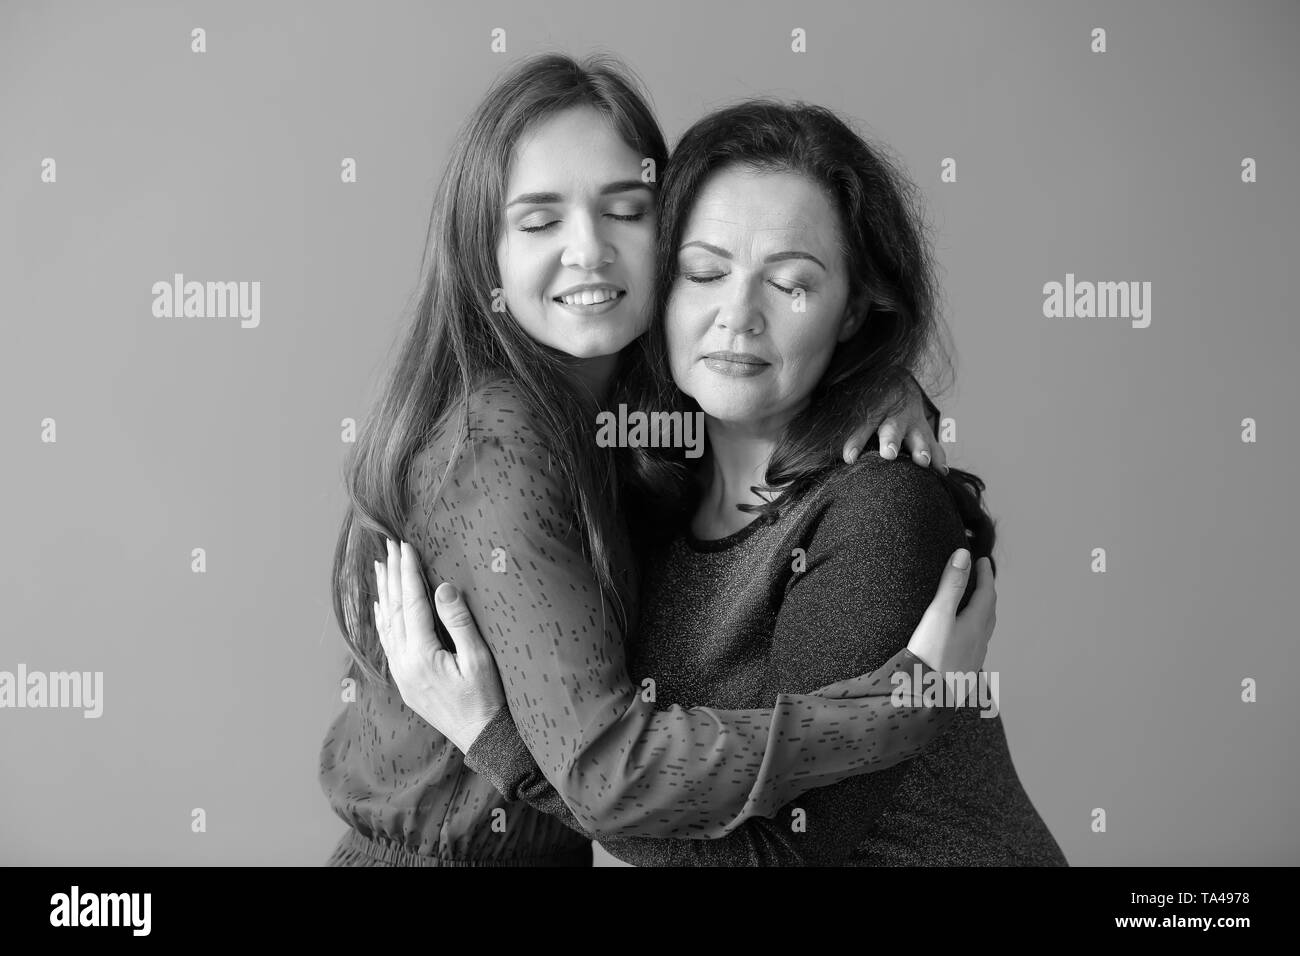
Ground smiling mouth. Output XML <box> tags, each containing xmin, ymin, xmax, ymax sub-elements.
<box><xmin>553</xmin><ymin>289</ymin><xmax>627</xmax><ymax>306</ymax></box>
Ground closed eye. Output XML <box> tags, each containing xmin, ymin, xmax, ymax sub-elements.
<box><xmin>521</xmin><ymin>211</ymin><xmax>645</xmax><ymax>233</ymax></box>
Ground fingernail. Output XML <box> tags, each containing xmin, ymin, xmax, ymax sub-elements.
<box><xmin>917</xmin><ymin>450</ymin><xmax>931</xmax><ymax>464</ymax></box>
<box><xmin>953</xmin><ymin>549</ymin><xmax>971</xmax><ymax>569</ymax></box>
<box><xmin>883</xmin><ymin>443</ymin><xmax>896</xmax><ymax>458</ymax></box>
<box><xmin>436</xmin><ymin>583</ymin><xmax>458</xmax><ymax>604</ymax></box>
<box><xmin>845</xmin><ymin>447</ymin><xmax>859</xmax><ymax>464</ymax></box>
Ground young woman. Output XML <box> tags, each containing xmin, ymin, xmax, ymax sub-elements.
<box><xmin>321</xmin><ymin>53</ymin><xmax>995</xmax><ymax>867</ymax></box>
<box><xmin>376</xmin><ymin>100</ymin><xmax>1062</xmax><ymax>865</ymax></box>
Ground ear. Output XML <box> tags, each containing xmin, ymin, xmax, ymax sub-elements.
<box><xmin>837</xmin><ymin>297</ymin><xmax>871</xmax><ymax>343</ymax></box>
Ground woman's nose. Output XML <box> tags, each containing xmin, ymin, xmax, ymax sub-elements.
<box><xmin>560</xmin><ymin>215</ymin><xmax>614</xmax><ymax>270</ymax></box>
<box><xmin>715</xmin><ymin>279</ymin><xmax>765</xmax><ymax>335</ymax></box>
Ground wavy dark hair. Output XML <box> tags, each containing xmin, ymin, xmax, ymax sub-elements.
<box><xmin>616</xmin><ymin>99</ymin><xmax>997</xmax><ymax>578</ymax></box>
<box><xmin>332</xmin><ymin>53</ymin><xmax>669</xmax><ymax>684</ymax></box>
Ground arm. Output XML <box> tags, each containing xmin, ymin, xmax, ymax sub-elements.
<box><xmin>465</xmin><ymin>459</ymin><xmax>968</xmax><ymax>864</ymax></box>
<box><xmin>407</xmin><ymin>385</ymin><xmax>957</xmax><ymax>840</ymax></box>
<box><xmin>465</xmin><ymin>652</ymin><xmax>938</xmax><ymax>864</ymax></box>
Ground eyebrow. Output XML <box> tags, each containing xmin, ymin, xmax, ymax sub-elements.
<box><xmin>679</xmin><ymin>240</ymin><xmax>826</xmax><ymax>271</ymax></box>
<box><xmin>505</xmin><ymin>181</ymin><xmax>653</xmax><ymax>209</ymax></box>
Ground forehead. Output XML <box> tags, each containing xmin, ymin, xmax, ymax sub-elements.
<box><xmin>506</xmin><ymin>105</ymin><xmax>644</xmax><ymax>191</ymax></box>
<box><xmin>682</xmin><ymin>167</ymin><xmax>839</xmax><ymax>249</ymax></box>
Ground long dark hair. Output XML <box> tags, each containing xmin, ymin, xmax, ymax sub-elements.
<box><xmin>332</xmin><ymin>53</ymin><xmax>669</xmax><ymax>684</ymax></box>
<box><xmin>618</xmin><ymin>99</ymin><xmax>996</xmax><ymax>572</ymax></box>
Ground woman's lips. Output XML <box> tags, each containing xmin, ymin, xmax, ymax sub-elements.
<box><xmin>552</xmin><ymin>290</ymin><xmax>627</xmax><ymax>315</ymax></box>
<box><xmin>702</xmin><ymin>353</ymin><xmax>771</xmax><ymax>378</ymax></box>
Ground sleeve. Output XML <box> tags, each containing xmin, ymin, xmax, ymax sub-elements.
<box><xmin>464</xmin><ymin>458</ymin><xmax>969</xmax><ymax>863</ymax></box>
<box><xmin>412</xmin><ymin>387</ymin><xmax>956</xmax><ymax>840</ymax></box>
<box><xmin>908</xmin><ymin>370</ymin><xmax>942</xmax><ymax>437</ymax></box>
<box><xmin>464</xmin><ymin>649</ymin><xmax>942</xmax><ymax>864</ymax></box>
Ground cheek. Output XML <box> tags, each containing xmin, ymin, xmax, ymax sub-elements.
<box><xmin>498</xmin><ymin>238</ymin><xmax>547</xmax><ymax>299</ymax></box>
<box><xmin>623</xmin><ymin>236</ymin><xmax>656</xmax><ymax>311</ymax></box>
<box><xmin>665</xmin><ymin>303</ymin><xmax>696</xmax><ymax>374</ymax></box>
<box><xmin>630</xmin><ymin>230</ymin><xmax>656</xmax><ymax>281</ymax></box>
<box><xmin>495</xmin><ymin>241</ymin><xmax>521</xmax><ymax>298</ymax></box>
<box><xmin>663</xmin><ymin>321</ymin><xmax>688</xmax><ymax>375</ymax></box>
<box><xmin>663</xmin><ymin>294</ymin><xmax>699</xmax><ymax>357</ymax></box>
<box><xmin>777</xmin><ymin>307</ymin><xmax>842</xmax><ymax>379</ymax></box>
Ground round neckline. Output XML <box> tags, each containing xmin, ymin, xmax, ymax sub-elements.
<box><xmin>683</xmin><ymin>513</ymin><xmax>771</xmax><ymax>553</ymax></box>
<box><xmin>680</xmin><ymin>463</ymin><xmax>861</xmax><ymax>554</ymax></box>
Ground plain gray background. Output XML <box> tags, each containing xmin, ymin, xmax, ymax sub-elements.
<box><xmin>2</xmin><ymin>0</ymin><xmax>1296</xmax><ymax>866</ymax></box>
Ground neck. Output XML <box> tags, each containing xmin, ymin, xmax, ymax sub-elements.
<box><xmin>693</xmin><ymin>418</ymin><xmax>783</xmax><ymax>539</ymax></box>
<box><xmin>693</xmin><ymin>399</ymin><xmax>811</xmax><ymax>539</ymax></box>
<box><xmin>562</xmin><ymin>352</ymin><xmax>619</xmax><ymax>406</ymax></box>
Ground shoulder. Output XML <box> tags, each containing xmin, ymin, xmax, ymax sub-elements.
<box><xmin>822</xmin><ymin>451</ymin><xmax>956</xmax><ymax>512</ymax></box>
<box><xmin>409</xmin><ymin>377</ymin><xmax>569</xmax><ymax>508</ymax></box>
<box><xmin>463</xmin><ymin>377</ymin><xmax>551</xmax><ymax>451</ymax></box>
<box><xmin>417</xmin><ymin>376</ymin><xmax>552</xmax><ymax>461</ymax></box>
<box><xmin>798</xmin><ymin>452</ymin><xmax>966</xmax><ymax>551</ymax></box>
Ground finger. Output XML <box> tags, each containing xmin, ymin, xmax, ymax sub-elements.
<box><xmin>956</xmin><ymin>558</ymin><xmax>998</xmax><ymax>671</ymax></box>
<box><xmin>372</xmin><ymin>599</ymin><xmax>388</xmax><ymax>655</ymax></box>
<box><xmin>398</xmin><ymin>541</ymin><xmax>440</xmax><ymax>648</ymax></box>
<box><xmin>375</xmin><ymin>559</ymin><xmax>390</xmax><ymax>641</ymax></box>
<box><xmin>842</xmin><ymin>422</ymin><xmax>874</xmax><ymax>464</ymax></box>
<box><xmin>433</xmin><ymin>583</ymin><xmax>490</xmax><ymax>662</ymax></box>
<box><xmin>928</xmin><ymin>548</ymin><xmax>972</xmax><ymax>617</ymax></box>
<box><xmin>980</xmin><ymin>558</ymin><xmax>998</xmax><ymax>641</ymax></box>
<box><xmin>877</xmin><ymin>420</ymin><xmax>901</xmax><ymax>460</ymax></box>
<box><xmin>904</xmin><ymin>426</ymin><xmax>932</xmax><ymax>468</ymax></box>
<box><xmin>964</xmin><ymin>557</ymin><xmax>996</xmax><ymax>623</ymax></box>
<box><xmin>385</xmin><ymin>538</ymin><xmax>406</xmax><ymax>650</ymax></box>
<box><xmin>377</xmin><ymin>557</ymin><xmax>403</xmax><ymax>657</ymax></box>
<box><xmin>930</xmin><ymin>440</ymin><xmax>950</xmax><ymax>475</ymax></box>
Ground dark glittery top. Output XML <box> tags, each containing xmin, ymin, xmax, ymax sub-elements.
<box><xmin>465</xmin><ymin>442</ymin><xmax>1069</xmax><ymax>866</ymax></box>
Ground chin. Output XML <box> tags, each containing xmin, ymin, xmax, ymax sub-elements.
<box><xmin>567</xmin><ymin>344</ymin><xmax>623</xmax><ymax>360</ymax></box>
<box><xmin>689</xmin><ymin>376</ymin><xmax>783</xmax><ymax>422</ymax></box>
<box><xmin>563</xmin><ymin>326</ymin><xmax>640</xmax><ymax>359</ymax></box>
<box><xmin>690</xmin><ymin>395</ymin><xmax>761</xmax><ymax>423</ymax></box>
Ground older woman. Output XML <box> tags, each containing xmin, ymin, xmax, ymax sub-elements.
<box><xmin>375</xmin><ymin>98</ymin><xmax>1054</xmax><ymax>865</ymax></box>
